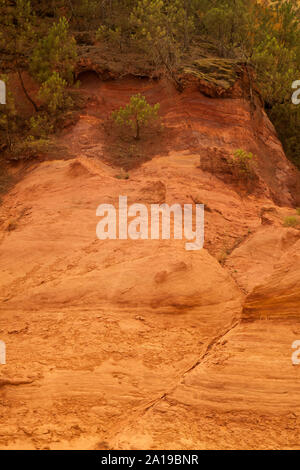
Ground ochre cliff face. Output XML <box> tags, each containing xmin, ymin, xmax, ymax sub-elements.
<box><xmin>243</xmin><ymin>238</ymin><xmax>300</xmax><ymax>320</ymax></box>
<box><xmin>0</xmin><ymin>76</ymin><xmax>299</xmax><ymax>449</ymax></box>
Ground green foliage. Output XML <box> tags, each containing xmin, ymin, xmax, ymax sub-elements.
<box><xmin>26</xmin><ymin>72</ymin><xmax>73</xmax><ymax>155</ymax></box>
<box><xmin>130</xmin><ymin>0</ymin><xmax>173</xmax><ymax>52</ymax></box>
<box><xmin>97</xmin><ymin>25</ymin><xmax>124</xmax><ymax>51</ymax></box>
<box><xmin>130</xmin><ymin>0</ymin><xmax>195</xmax><ymax>82</ymax></box>
<box><xmin>15</xmin><ymin>136</ymin><xmax>51</xmax><ymax>159</ymax></box>
<box><xmin>112</xmin><ymin>94</ymin><xmax>160</xmax><ymax>140</ymax></box>
<box><xmin>30</xmin><ymin>17</ymin><xmax>77</xmax><ymax>84</ymax></box>
<box><xmin>230</xmin><ymin>149</ymin><xmax>257</xmax><ymax>179</ymax></box>
<box><xmin>0</xmin><ymin>0</ymin><xmax>35</xmax><ymax>58</ymax></box>
<box><xmin>38</xmin><ymin>72</ymin><xmax>73</xmax><ymax>114</ymax></box>
<box><xmin>250</xmin><ymin>1</ymin><xmax>300</xmax><ymax>169</ymax></box>
<box><xmin>28</xmin><ymin>113</ymin><xmax>53</xmax><ymax>138</ymax></box>
<box><xmin>27</xmin><ymin>15</ymin><xmax>77</xmax><ymax>143</ymax></box>
<box><xmin>269</xmin><ymin>102</ymin><xmax>300</xmax><ymax>168</ymax></box>
<box><xmin>0</xmin><ymin>2</ymin><xmax>78</xmax><ymax>161</ymax></box>
<box><xmin>71</xmin><ymin>0</ymin><xmax>100</xmax><ymax>30</ymax></box>
<box><xmin>200</xmin><ymin>0</ymin><xmax>253</xmax><ymax>57</ymax></box>
<box><xmin>133</xmin><ymin>0</ymin><xmax>195</xmax><ymax>45</ymax></box>
<box><xmin>283</xmin><ymin>216</ymin><xmax>300</xmax><ymax>227</ymax></box>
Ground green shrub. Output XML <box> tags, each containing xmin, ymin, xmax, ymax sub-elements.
<box><xmin>28</xmin><ymin>113</ymin><xmax>54</xmax><ymax>138</ymax></box>
<box><xmin>38</xmin><ymin>72</ymin><xmax>73</xmax><ymax>115</ymax></box>
<box><xmin>283</xmin><ymin>216</ymin><xmax>299</xmax><ymax>228</ymax></box>
<box><xmin>230</xmin><ymin>149</ymin><xmax>257</xmax><ymax>179</ymax></box>
<box><xmin>13</xmin><ymin>137</ymin><xmax>51</xmax><ymax>159</ymax></box>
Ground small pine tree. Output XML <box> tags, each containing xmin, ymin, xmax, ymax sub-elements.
<box><xmin>29</xmin><ymin>17</ymin><xmax>77</xmax><ymax>130</ymax></box>
<box><xmin>38</xmin><ymin>72</ymin><xmax>72</xmax><ymax>114</ymax></box>
<box><xmin>112</xmin><ymin>94</ymin><xmax>160</xmax><ymax>140</ymax></box>
<box><xmin>0</xmin><ymin>0</ymin><xmax>38</xmax><ymax>111</ymax></box>
<box><xmin>30</xmin><ymin>17</ymin><xmax>77</xmax><ymax>84</ymax></box>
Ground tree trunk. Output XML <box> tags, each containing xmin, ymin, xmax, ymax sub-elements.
<box><xmin>17</xmin><ymin>68</ymin><xmax>39</xmax><ymax>112</ymax></box>
<box><xmin>135</xmin><ymin>120</ymin><xmax>140</xmax><ymax>140</ymax></box>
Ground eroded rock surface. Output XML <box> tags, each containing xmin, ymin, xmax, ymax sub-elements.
<box><xmin>0</xmin><ymin>77</ymin><xmax>299</xmax><ymax>449</ymax></box>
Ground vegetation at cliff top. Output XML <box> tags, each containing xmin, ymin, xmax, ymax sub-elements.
<box><xmin>0</xmin><ymin>0</ymin><xmax>299</xmax><ymax>171</ymax></box>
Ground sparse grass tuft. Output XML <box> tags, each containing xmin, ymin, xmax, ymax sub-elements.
<box><xmin>283</xmin><ymin>216</ymin><xmax>300</xmax><ymax>228</ymax></box>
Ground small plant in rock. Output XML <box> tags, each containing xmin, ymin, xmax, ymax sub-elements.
<box><xmin>217</xmin><ymin>250</ymin><xmax>228</xmax><ymax>265</ymax></box>
<box><xmin>112</xmin><ymin>94</ymin><xmax>160</xmax><ymax>140</ymax></box>
<box><xmin>283</xmin><ymin>216</ymin><xmax>299</xmax><ymax>228</ymax></box>
<box><xmin>115</xmin><ymin>168</ymin><xmax>129</xmax><ymax>180</ymax></box>
<box><xmin>296</xmin><ymin>208</ymin><xmax>300</xmax><ymax>216</ymax></box>
<box><xmin>230</xmin><ymin>149</ymin><xmax>257</xmax><ymax>179</ymax></box>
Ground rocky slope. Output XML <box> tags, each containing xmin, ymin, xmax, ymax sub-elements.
<box><xmin>0</xmin><ymin>74</ymin><xmax>299</xmax><ymax>449</ymax></box>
